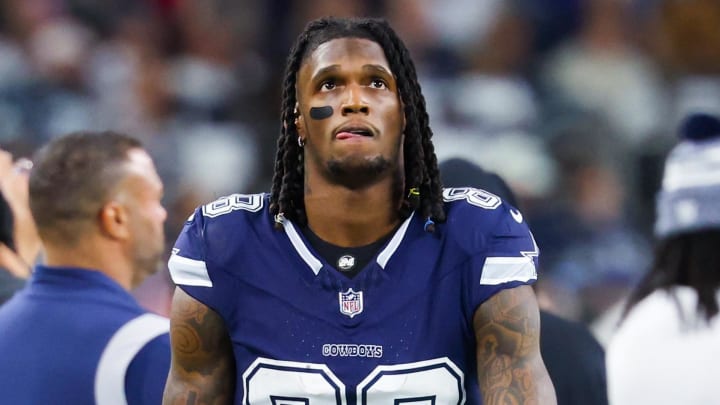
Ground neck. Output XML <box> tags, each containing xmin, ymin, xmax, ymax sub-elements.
<box><xmin>42</xmin><ymin>236</ymin><xmax>133</xmax><ymax>290</ymax></box>
<box><xmin>304</xmin><ymin>181</ymin><xmax>401</xmax><ymax>247</ymax></box>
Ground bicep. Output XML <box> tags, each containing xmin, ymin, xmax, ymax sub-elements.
<box><xmin>163</xmin><ymin>287</ymin><xmax>236</xmax><ymax>405</ymax></box>
<box><xmin>473</xmin><ymin>285</ymin><xmax>556</xmax><ymax>405</ymax></box>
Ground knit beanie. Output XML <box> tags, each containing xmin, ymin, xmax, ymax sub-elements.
<box><xmin>655</xmin><ymin>113</ymin><xmax>720</xmax><ymax>237</ymax></box>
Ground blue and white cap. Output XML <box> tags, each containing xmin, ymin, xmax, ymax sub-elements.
<box><xmin>655</xmin><ymin>113</ymin><xmax>720</xmax><ymax>237</ymax></box>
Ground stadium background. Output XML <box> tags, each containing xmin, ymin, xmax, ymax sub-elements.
<box><xmin>0</xmin><ymin>0</ymin><xmax>718</xmax><ymax>344</ymax></box>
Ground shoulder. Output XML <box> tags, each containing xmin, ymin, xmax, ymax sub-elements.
<box><xmin>193</xmin><ymin>192</ymin><xmax>269</xmax><ymax>233</ymax></box>
<box><xmin>199</xmin><ymin>193</ymin><xmax>268</xmax><ymax>220</ymax></box>
<box><xmin>95</xmin><ymin>313</ymin><xmax>170</xmax><ymax>404</ymax></box>
<box><xmin>443</xmin><ymin>187</ymin><xmax>524</xmax><ymax>229</ymax></box>
<box><xmin>171</xmin><ymin>192</ymin><xmax>270</xmax><ymax>262</ymax></box>
<box><xmin>441</xmin><ymin>187</ymin><xmax>535</xmax><ymax>254</ymax></box>
<box><xmin>168</xmin><ymin>193</ymin><xmax>272</xmax><ymax>294</ymax></box>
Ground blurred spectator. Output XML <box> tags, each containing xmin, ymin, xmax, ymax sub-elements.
<box><xmin>607</xmin><ymin>113</ymin><xmax>720</xmax><ymax>404</ymax></box>
<box><xmin>533</xmin><ymin>119</ymin><xmax>651</xmax><ymax>323</ymax></box>
<box><xmin>430</xmin><ymin>2</ymin><xmax>557</xmax><ymax>205</ymax></box>
<box><xmin>540</xmin><ymin>0</ymin><xmax>669</xmax><ymax>146</ymax></box>
<box><xmin>0</xmin><ymin>150</ymin><xmax>40</xmax><ymax>305</ymax></box>
<box><xmin>452</xmin><ymin>2</ymin><xmax>537</xmax><ymax>132</ymax></box>
<box><xmin>649</xmin><ymin>0</ymin><xmax>720</xmax><ymax>124</ymax></box>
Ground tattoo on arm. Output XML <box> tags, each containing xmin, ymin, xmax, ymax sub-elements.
<box><xmin>163</xmin><ymin>288</ymin><xmax>236</xmax><ymax>405</ymax></box>
<box><xmin>474</xmin><ymin>285</ymin><xmax>556</xmax><ymax>405</ymax></box>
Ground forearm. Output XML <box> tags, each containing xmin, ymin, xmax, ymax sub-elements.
<box><xmin>13</xmin><ymin>211</ymin><xmax>41</xmax><ymax>267</ymax></box>
<box><xmin>477</xmin><ymin>350</ymin><xmax>555</xmax><ymax>404</ymax></box>
<box><xmin>0</xmin><ymin>243</ymin><xmax>30</xmax><ymax>278</ymax></box>
<box><xmin>163</xmin><ymin>366</ymin><xmax>234</xmax><ymax>405</ymax></box>
<box><xmin>475</xmin><ymin>285</ymin><xmax>557</xmax><ymax>404</ymax></box>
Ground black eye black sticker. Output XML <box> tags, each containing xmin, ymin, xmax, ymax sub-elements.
<box><xmin>309</xmin><ymin>106</ymin><xmax>333</xmax><ymax>120</ymax></box>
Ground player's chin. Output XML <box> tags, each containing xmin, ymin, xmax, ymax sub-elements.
<box><xmin>330</xmin><ymin>154</ymin><xmax>389</xmax><ymax>172</ymax></box>
<box><xmin>326</xmin><ymin>155</ymin><xmax>393</xmax><ymax>187</ymax></box>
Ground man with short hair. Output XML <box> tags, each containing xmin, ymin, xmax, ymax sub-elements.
<box><xmin>0</xmin><ymin>131</ymin><xmax>171</xmax><ymax>404</ymax></box>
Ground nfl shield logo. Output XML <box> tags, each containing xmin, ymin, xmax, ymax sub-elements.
<box><xmin>339</xmin><ymin>288</ymin><xmax>363</xmax><ymax>318</ymax></box>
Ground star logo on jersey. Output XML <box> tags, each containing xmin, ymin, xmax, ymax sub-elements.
<box><xmin>339</xmin><ymin>288</ymin><xmax>363</xmax><ymax>318</ymax></box>
<box><xmin>510</xmin><ymin>208</ymin><xmax>523</xmax><ymax>223</ymax></box>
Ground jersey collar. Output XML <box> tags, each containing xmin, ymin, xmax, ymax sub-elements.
<box><xmin>281</xmin><ymin>212</ymin><xmax>415</xmax><ymax>275</ymax></box>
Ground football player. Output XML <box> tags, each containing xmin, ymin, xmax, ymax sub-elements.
<box><xmin>164</xmin><ymin>17</ymin><xmax>556</xmax><ymax>405</ymax></box>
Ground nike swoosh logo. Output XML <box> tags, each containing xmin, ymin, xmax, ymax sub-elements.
<box><xmin>510</xmin><ymin>209</ymin><xmax>523</xmax><ymax>223</ymax></box>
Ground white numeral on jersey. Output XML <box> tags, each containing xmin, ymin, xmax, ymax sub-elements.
<box><xmin>242</xmin><ymin>358</ymin><xmax>345</xmax><ymax>405</ymax></box>
<box><xmin>358</xmin><ymin>358</ymin><xmax>465</xmax><ymax>404</ymax></box>
<box><xmin>443</xmin><ymin>187</ymin><xmax>501</xmax><ymax>210</ymax></box>
<box><xmin>242</xmin><ymin>357</ymin><xmax>465</xmax><ymax>405</ymax></box>
<box><xmin>202</xmin><ymin>194</ymin><xmax>264</xmax><ymax>218</ymax></box>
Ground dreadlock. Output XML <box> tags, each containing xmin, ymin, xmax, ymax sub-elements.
<box><xmin>622</xmin><ymin>230</ymin><xmax>720</xmax><ymax>323</ymax></box>
<box><xmin>269</xmin><ymin>16</ymin><xmax>446</xmax><ymax>231</ymax></box>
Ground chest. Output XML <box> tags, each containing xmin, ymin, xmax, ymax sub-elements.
<box><xmin>226</xmin><ymin>254</ymin><xmax>476</xmax><ymax>404</ymax></box>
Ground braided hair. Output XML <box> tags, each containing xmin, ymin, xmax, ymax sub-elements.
<box><xmin>269</xmin><ymin>17</ymin><xmax>445</xmax><ymax>231</ymax></box>
<box><xmin>623</xmin><ymin>230</ymin><xmax>720</xmax><ymax>323</ymax></box>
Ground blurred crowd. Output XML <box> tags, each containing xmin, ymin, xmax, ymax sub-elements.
<box><xmin>1</xmin><ymin>0</ymin><xmax>719</xmax><ymax>342</ymax></box>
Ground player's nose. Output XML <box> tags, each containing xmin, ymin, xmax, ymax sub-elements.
<box><xmin>341</xmin><ymin>84</ymin><xmax>369</xmax><ymax>115</ymax></box>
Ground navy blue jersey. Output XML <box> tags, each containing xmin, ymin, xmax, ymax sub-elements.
<box><xmin>169</xmin><ymin>188</ymin><xmax>538</xmax><ymax>404</ymax></box>
<box><xmin>0</xmin><ymin>266</ymin><xmax>171</xmax><ymax>405</ymax></box>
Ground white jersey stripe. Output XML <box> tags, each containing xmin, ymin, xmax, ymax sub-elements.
<box><xmin>94</xmin><ymin>314</ymin><xmax>169</xmax><ymax>405</ymax></box>
<box><xmin>283</xmin><ymin>220</ymin><xmax>324</xmax><ymax>275</ymax></box>
<box><xmin>168</xmin><ymin>254</ymin><xmax>213</xmax><ymax>287</ymax></box>
<box><xmin>376</xmin><ymin>212</ymin><xmax>414</xmax><ymax>269</ymax></box>
<box><xmin>480</xmin><ymin>256</ymin><xmax>537</xmax><ymax>285</ymax></box>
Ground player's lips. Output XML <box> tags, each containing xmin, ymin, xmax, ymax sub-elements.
<box><xmin>334</xmin><ymin>123</ymin><xmax>376</xmax><ymax>140</ymax></box>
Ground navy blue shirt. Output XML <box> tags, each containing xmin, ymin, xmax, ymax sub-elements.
<box><xmin>0</xmin><ymin>265</ymin><xmax>170</xmax><ymax>404</ymax></box>
<box><xmin>0</xmin><ymin>267</ymin><xmax>24</xmax><ymax>305</ymax></box>
<box><xmin>169</xmin><ymin>190</ymin><xmax>539</xmax><ymax>404</ymax></box>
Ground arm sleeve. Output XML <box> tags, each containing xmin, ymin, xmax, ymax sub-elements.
<box><xmin>124</xmin><ymin>334</ymin><xmax>171</xmax><ymax>405</ymax></box>
<box><xmin>167</xmin><ymin>208</ymin><xmax>217</xmax><ymax>302</ymax></box>
<box><xmin>468</xmin><ymin>204</ymin><xmax>539</xmax><ymax>308</ymax></box>
<box><xmin>167</xmin><ymin>207</ymin><xmax>236</xmax><ymax>318</ymax></box>
<box><xmin>168</xmin><ymin>209</ymin><xmax>210</xmax><ymax>287</ymax></box>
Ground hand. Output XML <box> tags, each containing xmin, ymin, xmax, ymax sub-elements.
<box><xmin>0</xmin><ymin>150</ymin><xmax>41</xmax><ymax>269</ymax></box>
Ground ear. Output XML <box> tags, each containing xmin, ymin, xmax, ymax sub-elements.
<box><xmin>99</xmin><ymin>201</ymin><xmax>130</xmax><ymax>240</ymax></box>
<box><xmin>294</xmin><ymin>104</ymin><xmax>305</xmax><ymax>137</ymax></box>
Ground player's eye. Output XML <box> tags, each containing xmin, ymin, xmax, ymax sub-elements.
<box><xmin>370</xmin><ymin>78</ymin><xmax>387</xmax><ymax>89</ymax></box>
<box><xmin>320</xmin><ymin>80</ymin><xmax>336</xmax><ymax>91</ymax></box>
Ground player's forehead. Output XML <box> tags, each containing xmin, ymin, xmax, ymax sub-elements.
<box><xmin>300</xmin><ymin>37</ymin><xmax>393</xmax><ymax>78</ymax></box>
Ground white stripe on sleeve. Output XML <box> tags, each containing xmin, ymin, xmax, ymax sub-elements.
<box><xmin>94</xmin><ymin>313</ymin><xmax>169</xmax><ymax>405</ymax></box>
<box><xmin>480</xmin><ymin>256</ymin><xmax>537</xmax><ymax>285</ymax></box>
<box><xmin>168</xmin><ymin>254</ymin><xmax>213</xmax><ymax>287</ymax></box>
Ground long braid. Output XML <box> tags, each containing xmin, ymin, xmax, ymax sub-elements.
<box><xmin>270</xmin><ymin>17</ymin><xmax>446</xmax><ymax>230</ymax></box>
<box><xmin>363</xmin><ymin>20</ymin><xmax>446</xmax><ymax>227</ymax></box>
<box><xmin>270</xmin><ymin>26</ymin><xmax>317</xmax><ymax>227</ymax></box>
